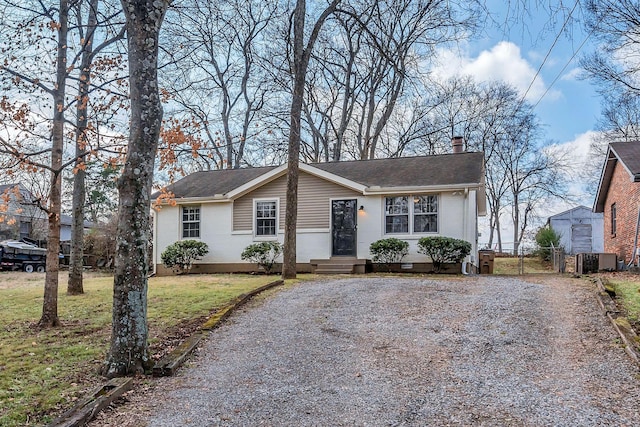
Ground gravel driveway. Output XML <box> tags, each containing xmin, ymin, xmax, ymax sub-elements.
<box><xmin>92</xmin><ymin>276</ymin><xmax>640</xmax><ymax>426</ymax></box>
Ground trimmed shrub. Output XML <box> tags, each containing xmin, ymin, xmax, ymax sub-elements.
<box><xmin>161</xmin><ymin>240</ymin><xmax>209</xmax><ymax>274</ymax></box>
<box><xmin>241</xmin><ymin>241</ymin><xmax>283</xmax><ymax>274</ymax></box>
<box><xmin>369</xmin><ymin>238</ymin><xmax>409</xmax><ymax>265</ymax></box>
<box><xmin>417</xmin><ymin>236</ymin><xmax>471</xmax><ymax>273</ymax></box>
<box><xmin>534</xmin><ymin>226</ymin><xmax>562</xmax><ymax>261</ymax></box>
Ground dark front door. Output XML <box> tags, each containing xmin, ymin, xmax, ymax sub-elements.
<box><xmin>332</xmin><ymin>199</ymin><xmax>357</xmax><ymax>256</ymax></box>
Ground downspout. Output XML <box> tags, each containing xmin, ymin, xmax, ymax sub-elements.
<box><xmin>465</xmin><ymin>188</ymin><xmax>470</xmax><ymax>238</ymax></box>
<box><xmin>462</xmin><ymin>187</ymin><xmax>469</xmax><ymax>274</ymax></box>
<box><xmin>151</xmin><ymin>209</ymin><xmax>157</xmax><ymax>276</ymax></box>
<box><xmin>628</xmin><ymin>206</ymin><xmax>640</xmax><ymax>268</ymax></box>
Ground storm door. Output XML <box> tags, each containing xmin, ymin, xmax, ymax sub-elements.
<box><xmin>331</xmin><ymin>199</ymin><xmax>357</xmax><ymax>256</ymax></box>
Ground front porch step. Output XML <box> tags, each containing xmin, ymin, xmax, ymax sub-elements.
<box><xmin>310</xmin><ymin>257</ymin><xmax>369</xmax><ymax>274</ymax></box>
<box><xmin>315</xmin><ymin>264</ymin><xmax>355</xmax><ymax>274</ymax></box>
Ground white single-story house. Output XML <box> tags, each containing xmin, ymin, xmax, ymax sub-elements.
<box><xmin>152</xmin><ymin>151</ymin><xmax>486</xmax><ymax>275</ymax></box>
<box><xmin>547</xmin><ymin>206</ymin><xmax>604</xmax><ymax>255</ymax></box>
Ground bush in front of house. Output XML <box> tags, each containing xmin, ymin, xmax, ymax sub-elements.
<box><xmin>417</xmin><ymin>236</ymin><xmax>471</xmax><ymax>273</ymax></box>
<box><xmin>369</xmin><ymin>238</ymin><xmax>409</xmax><ymax>265</ymax></box>
<box><xmin>241</xmin><ymin>241</ymin><xmax>283</xmax><ymax>274</ymax></box>
<box><xmin>534</xmin><ymin>226</ymin><xmax>562</xmax><ymax>261</ymax></box>
<box><xmin>161</xmin><ymin>240</ymin><xmax>209</xmax><ymax>274</ymax></box>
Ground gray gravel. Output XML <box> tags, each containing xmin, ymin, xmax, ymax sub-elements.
<box><xmin>135</xmin><ymin>276</ymin><xmax>640</xmax><ymax>426</ymax></box>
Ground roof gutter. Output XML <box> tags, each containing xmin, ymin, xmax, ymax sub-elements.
<box><xmin>156</xmin><ymin>195</ymin><xmax>231</xmax><ymax>205</ymax></box>
<box><xmin>157</xmin><ymin>183</ymin><xmax>485</xmax><ymax>204</ymax></box>
<box><xmin>363</xmin><ymin>183</ymin><xmax>483</xmax><ymax>195</ymax></box>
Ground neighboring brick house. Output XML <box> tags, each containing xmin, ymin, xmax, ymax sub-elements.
<box><xmin>594</xmin><ymin>142</ymin><xmax>640</xmax><ymax>264</ymax></box>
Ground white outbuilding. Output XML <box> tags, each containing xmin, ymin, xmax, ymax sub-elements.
<box><xmin>547</xmin><ymin>206</ymin><xmax>604</xmax><ymax>255</ymax></box>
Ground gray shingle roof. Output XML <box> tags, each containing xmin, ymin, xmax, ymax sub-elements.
<box><xmin>610</xmin><ymin>142</ymin><xmax>640</xmax><ymax>178</ymax></box>
<box><xmin>159</xmin><ymin>153</ymin><xmax>484</xmax><ymax>199</ymax></box>
<box><xmin>159</xmin><ymin>165</ymin><xmax>278</xmax><ymax>198</ymax></box>
<box><xmin>312</xmin><ymin>152</ymin><xmax>484</xmax><ymax>187</ymax></box>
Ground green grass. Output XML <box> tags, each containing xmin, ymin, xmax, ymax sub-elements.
<box><xmin>493</xmin><ymin>256</ymin><xmax>554</xmax><ymax>275</ymax></box>
<box><xmin>0</xmin><ymin>272</ymin><xmax>280</xmax><ymax>426</ymax></box>
<box><xmin>611</xmin><ymin>280</ymin><xmax>640</xmax><ymax>322</ymax></box>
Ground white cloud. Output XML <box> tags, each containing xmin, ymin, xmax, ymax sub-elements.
<box><xmin>544</xmin><ymin>130</ymin><xmax>602</xmax><ymax>212</ymax></box>
<box><xmin>527</xmin><ymin>50</ymin><xmax>545</xmax><ymax>63</ymax></box>
<box><xmin>432</xmin><ymin>41</ymin><xmax>561</xmax><ymax>102</ymax></box>
<box><xmin>560</xmin><ymin>67</ymin><xmax>582</xmax><ymax>81</ymax></box>
<box><xmin>548</xmin><ymin>130</ymin><xmax>597</xmax><ymax>170</ymax></box>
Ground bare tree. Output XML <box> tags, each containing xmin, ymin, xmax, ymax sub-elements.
<box><xmin>0</xmin><ymin>0</ymin><xmax>72</xmax><ymax>327</ymax></box>
<box><xmin>356</xmin><ymin>0</ymin><xmax>461</xmax><ymax>160</ymax></box>
<box><xmin>282</xmin><ymin>0</ymin><xmax>341</xmax><ymax>279</ymax></box>
<box><xmin>68</xmin><ymin>0</ymin><xmax>100</xmax><ymax>295</ymax></box>
<box><xmin>299</xmin><ymin>13</ymin><xmax>365</xmax><ymax>162</ymax></box>
<box><xmin>404</xmin><ymin>76</ymin><xmax>567</xmax><ymax>253</ymax></box>
<box><xmin>45</xmin><ymin>0</ymin><xmax>67</xmax><ymax>326</ymax></box>
<box><xmin>102</xmin><ymin>0</ymin><xmax>169</xmax><ymax>377</ymax></box>
<box><xmin>582</xmin><ymin>0</ymin><xmax>640</xmax><ymax>97</ymax></box>
<box><xmin>579</xmin><ymin>0</ymin><xmax>640</xmax><ymax>195</ymax></box>
<box><xmin>68</xmin><ymin>0</ymin><xmax>126</xmax><ymax>295</ymax></box>
<box><xmin>0</xmin><ymin>0</ymin><xmax>127</xmax><ymax>319</ymax></box>
<box><xmin>298</xmin><ymin>0</ymin><xmax>467</xmax><ymax>161</ymax></box>
<box><xmin>161</xmin><ymin>0</ymin><xmax>280</xmax><ymax>171</ymax></box>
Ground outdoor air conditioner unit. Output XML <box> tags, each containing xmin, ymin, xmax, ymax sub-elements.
<box><xmin>598</xmin><ymin>253</ymin><xmax>617</xmax><ymax>271</ymax></box>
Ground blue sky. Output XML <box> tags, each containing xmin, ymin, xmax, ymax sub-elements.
<box><xmin>433</xmin><ymin>2</ymin><xmax>605</xmax><ymax>245</ymax></box>
<box><xmin>435</xmin><ymin>2</ymin><xmax>601</xmax><ymax>146</ymax></box>
<box><xmin>432</xmin><ymin>2</ymin><xmax>602</xmax><ymax>207</ymax></box>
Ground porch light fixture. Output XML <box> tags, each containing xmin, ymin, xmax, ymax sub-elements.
<box><xmin>359</xmin><ymin>205</ymin><xmax>365</xmax><ymax>211</ymax></box>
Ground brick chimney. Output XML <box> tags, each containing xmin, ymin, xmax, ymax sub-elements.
<box><xmin>452</xmin><ymin>136</ymin><xmax>464</xmax><ymax>154</ymax></box>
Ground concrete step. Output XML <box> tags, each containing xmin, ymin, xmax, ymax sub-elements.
<box><xmin>315</xmin><ymin>266</ymin><xmax>354</xmax><ymax>274</ymax></box>
<box><xmin>311</xmin><ymin>257</ymin><xmax>369</xmax><ymax>274</ymax></box>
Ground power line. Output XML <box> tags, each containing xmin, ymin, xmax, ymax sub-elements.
<box><xmin>519</xmin><ymin>0</ymin><xmax>580</xmax><ymax>106</ymax></box>
<box><xmin>532</xmin><ymin>29</ymin><xmax>593</xmax><ymax>109</ymax></box>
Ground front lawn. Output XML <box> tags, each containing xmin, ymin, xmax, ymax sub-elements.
<box><xmin>610</xmin><ymin>278</ymin><xmax>640</xmax><ymax>322</ymax></box>
<box><xmin>0</xmin><ymin>272</ymin><xmax>280</xmax><ymax>427</ymax></box>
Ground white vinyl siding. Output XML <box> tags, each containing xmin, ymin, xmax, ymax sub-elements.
<box><xmin>233</xmin><ymin>172</ymin><xmax>358</xmax><ymax>231</ymax></box>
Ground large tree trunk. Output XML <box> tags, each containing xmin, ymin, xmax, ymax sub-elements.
<box><xmin>512</xmin><ymin>193</ymin><xmax>519</xmax><ymax>256</ymax></box>
<box><xmin>281</xmin><ymin>0</ymin><xmax>306</xmax><ymax>280</ymax></box>
<box><xmin>102</xmin><ymin>0</ymin><xmax>169</xmax><ymax>378</ymax></box>
<box><xmin>68</xmin><ymin>0</ymin><xmax>99</xmax><ymax>296</ymax></box>
<box><xmin>487</xmin><ymin>212</ymin><xmax>495</xmax><ymax>248</ymax></box>
<box><xmin>495</xmin><ymin>214</ymin><xmax>503</xmax><ymax>253</ymax></box>
<box><xmin>38</xmin><ymin>0</ymin><xmax>69</xmax><ymax>328</ymax></box>
<box><xmin>281</xmin><ymin>0</ymin><xmax>340</xmax><ymax>279</ymax></box>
